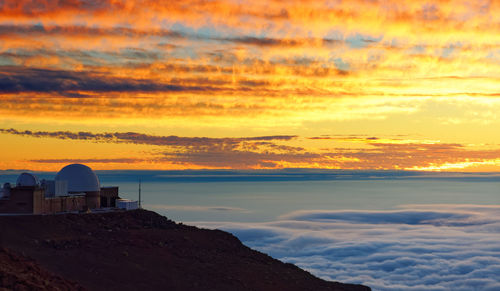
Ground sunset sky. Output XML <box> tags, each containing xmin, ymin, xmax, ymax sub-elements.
<box><xmin>1</xmin><ymin>0</ymin><xmax>500</xmax><ymax>171</ymax></box>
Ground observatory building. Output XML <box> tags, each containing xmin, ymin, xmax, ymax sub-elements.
<box><xmin>55</xmin><ymin>164</ymin><xmax>101</xmax><ymax>209</ymax></box>
<box><xmin>0</xmin><ymin>164</ymin><xmax>123</xmax><ymax>214</ymax></box>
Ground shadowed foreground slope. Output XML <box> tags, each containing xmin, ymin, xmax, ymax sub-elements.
<box><xmin>0</xmin><ymin>210</ymin><xmax>370</xmax><ymax>291</ymax></box>
<box><xmin>0</xmin><ymin>247</ymin><xmax>84</xmax><ymax>290</ymax></box>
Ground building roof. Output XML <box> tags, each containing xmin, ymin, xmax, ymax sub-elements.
<box><xmin>16</xmin><ymin>173</ymin><xmax>40</xmax><ymax>187</ymax></box>
<box><xmin>55</xmin><ymin>164</ymin><xmax>100</xmax><ymax>192</ymax></box>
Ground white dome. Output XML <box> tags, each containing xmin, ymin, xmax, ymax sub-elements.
<box><xmin>55</xmin><ymin>164</ymin><xmax>100</xmax><ymax>192</ymax></box>
<box><xmin>16</xmin><ymin>173</ymin><xmax>40</xmax><ymax>187</ymax></box>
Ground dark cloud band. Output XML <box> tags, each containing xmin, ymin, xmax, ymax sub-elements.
<box><xmin>0</xmin><ymin>128</ymin><xmax>297</xmax><ymax>147</ymax></box>
<box><xmin>0</xmin><ymin>67</ymin><xmax>219</xmax><ymax>95</ymax></box>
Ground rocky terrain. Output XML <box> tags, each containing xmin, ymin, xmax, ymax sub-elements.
<box><xmin>0</xmin><ymin>210</ymin><xmax>370</xmax><ymax>291</ymax></box>
<box><xmin>0</xmin><ymin>247</ymin><xmax>83</xmax><ymax>290</ymax></box>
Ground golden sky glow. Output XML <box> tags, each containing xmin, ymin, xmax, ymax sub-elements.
<box><xmin>1</xmin><ymin>0</ymin><xmax>500</xmax><ymax>171</ymax></box>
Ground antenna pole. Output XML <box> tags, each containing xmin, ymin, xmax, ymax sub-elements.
<box><xmin>138</xmin><ymin>179</ymin><xmax>142</xmax><ymax>209</ymax></box>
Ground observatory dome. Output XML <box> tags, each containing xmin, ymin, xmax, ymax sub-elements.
<box><xmin>16</xmin><ymin>173</ymin><xmax>40</xmax><ymax>187</ymax></box>
<box><xmin>55</xmin><ymin>164</ymin><xmax>100</xmax><ymax>193</ymax></box>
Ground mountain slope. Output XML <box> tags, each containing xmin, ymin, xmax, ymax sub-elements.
<box><xmin>0</xmin><ymin>247</ymin><xmax>83</xmax><ymax>290</ymax></box>
<box><xmin>0</xmin><ymin>210</ymin><xmax>370</xmax><ymax>291</ymax></box>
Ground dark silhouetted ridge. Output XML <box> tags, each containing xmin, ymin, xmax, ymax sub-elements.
<box><xmin>0</xmin><ymin>210</ymin><xmax>370</xmax><ymax>291</ymax></box>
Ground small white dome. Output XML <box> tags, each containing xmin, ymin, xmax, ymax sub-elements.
<box><xmin>16</xmin><ymin>173</ymin><xmax>40</xmax><ymax>187</ymax></box>
<box><xmin>55</xmin><ymin>164</ymin><xmax>100</xmax><ymax>192</ymax></box>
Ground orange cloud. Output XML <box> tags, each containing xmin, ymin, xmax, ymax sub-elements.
<box><xmin>2</xmin><ymin>1</ymin><xmax>500</xmax><ymax>171</ymax></box>
<box><xmin>3</xmin><ymin>128</ymin><xmax>500</xmax><ymax>171</ymax></box>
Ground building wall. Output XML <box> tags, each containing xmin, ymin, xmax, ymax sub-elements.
<box><xmin>41</xmin><ymin>195</ymin><xmax>86</xmax><ymax>214</ymax></box>
<box><xmin>33</xmin><ymin>188</ymin><xmax>44</xmax><ymax>214</ymax></box>
<box><xmin>116</xmin><ymin>199</ymin><xmax>139</xmax><ymax>210</ymax></box>
<box><xmin>100</xmin><ymin>187</ymin><xmax>119</xmax><ymax>207</ymax></box>
<box><xmin>0</xmin><ymin>187</ymin><xmax>88</xmax><ymax>214</ymax></box>
<box><xmin>85</xmin><ymin>191</ymin><xmax>100</xmax><ymax>209</ymax></box>
<box><xmin>0</xmin><ymin>187</ymin><xmax>41</xmax><ymax>214</ymax></box>
<box><xmin>1</xmin><ymin>187</ymin><xmax>114</xmax><ymax>214</ymax></box>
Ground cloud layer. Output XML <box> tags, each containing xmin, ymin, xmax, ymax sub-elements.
<box><xmin>3</xmin><ymin>128</ymin><xmax>500</xmax><ymax>171</ymax></box>
<box><xmin>2</xmin><ymin>0</ymin><xmax>500</xmax><ymax>171</ymax></box>
<box><xmin>195</xmin><ymin>205</ymin><xmax>500</xmax><ymax>290</ymax></box>
<box><xmin>1</xmin><ymin>0</ymin><xmax>500</xmax><ymax>125</ymax></box>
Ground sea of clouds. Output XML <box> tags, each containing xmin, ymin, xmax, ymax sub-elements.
<box><xmin>194</xmin><ymin>204</ymin><xmax>500</xmax><ymax>291</ymax></box>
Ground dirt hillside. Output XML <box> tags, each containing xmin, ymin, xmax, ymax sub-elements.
<box><xmin>0</xmin><ymin>210</ymin><xmax>370</xmax><ymax>291</ymax></box>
